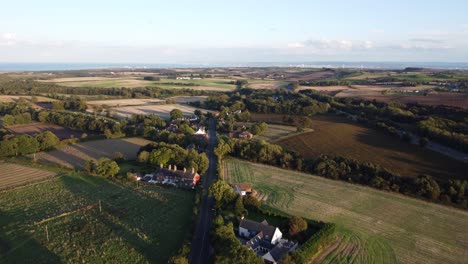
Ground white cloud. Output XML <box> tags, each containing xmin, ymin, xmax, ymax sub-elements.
<box><xmin>0</xmin><ymin>32</ymin><xmax>17</xmax><ymax>46</ymax></box>
<box><xmin>288</xmin><ymin>39</ymin><xmax>374</xmax><ymax>52</ymax></box>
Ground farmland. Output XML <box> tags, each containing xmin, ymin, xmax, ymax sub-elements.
<box><xmin>86</xmin><ymin>98</ymin><xmax>165</xmax><ymax>107</ymax></box>
<box><xmin>0</xmin><ymin>172</ymin><xmax>194</xmax><ymax>263</ymax></box>
<box><xmin>357</xmin><ymin>92</ymin><xmax>468</xmax><ymax>109</ymax></box>
<box><xmin>276</xmin><ymin>114</ymin><xmax>467</xmax><ymax>181</ymax></box>
<box><xmin>34</xmin><ymin>137</ymin><xmax>152</xmax><ymax>169</ymax></box>
<box><xmin>43</xmin><ymin>77</ymin><xmax>237</xmax><ymax>91</ymax></box>
<box><xmin>0</xmin><ymin>162</ymin><xmax>56</xmax><ymax>190</ymax></box>
<box><xmin>224</xmin><ymin>158</ymin><xmax>468</xmax><ymax>264</ymax></box>
<box><xmin>7</xmin><ymin>123</ymin><xmax>84</xmax><ymax>140</ymax></box>
<box><xmin>109</xmin><ymin>104</ymin><xmax>210</xmax><ymax>120</ymax></box>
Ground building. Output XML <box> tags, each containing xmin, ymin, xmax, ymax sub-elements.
<box><xmin>194</xmin><ymin>127</ymin><xmax>208</xmax><ymax>139</ymax></box>
<box><xmin>231</xmin><ymin>183</ymin><xmax>253</xmax><ymax>196</ymax></box>
<box><xmin>239</xmin><ymin>218</ymin><xmax>298</xmax><ymax>264</ymax></box>
<box><xmin>154</xmin><ymin>165</ymin><xmax>201</xmax><ymax>188</ymax></box>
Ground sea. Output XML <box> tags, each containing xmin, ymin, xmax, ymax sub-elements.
<box><xmin>1</xmin><ymin>62</ymin><xmax>468</xmax><ymax>71</ymax></box>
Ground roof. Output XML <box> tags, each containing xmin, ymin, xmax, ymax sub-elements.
<box><xmin>239</xmin><ymin>218</ymin><xmax>276</xmax><ymax>241</ymax></box>
<box><xmin>232</xmin><ymin>183</ymin><xmax>252</xmax><ymax>191</ymax></box>
<box><xmin>269</xmin><ymin>241</ymin><xmax>297</xmax><ymax>262</ymax></box>
<box><xmin>156</xmin><ymin>168</ymin><xmax>199</xmax><ymax>179</ymax></box>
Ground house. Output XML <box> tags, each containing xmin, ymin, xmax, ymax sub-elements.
<box><xmin>239</xmin><ymin>218</ymin><xmax>298</xmax><ymax>264</ymax></box>
<box><xmin>239</xmin><ymin>218</ymin><xmax>282</xmax><ymax>245</ymax></box>
<box><xmin>154</xmin><ymin>165</ymin><xmax>201</xmax><ymax>187</ymax></box>
<box><xmin>231</xmin><ymin>183</ymin><xmax>253</xmax><ymax>196</ymax></box>
<box><xmin>194</xmin><ymin>127</ymin><xmax>209</xmax><ymax>139</ymax></box>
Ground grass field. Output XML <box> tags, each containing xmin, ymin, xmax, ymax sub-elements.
<box><xmin>0</xmin><ymin>162</ymin><xmax>57</xmax><ymax>190</ymax></box>
<box><xmin>276</xmin><ymin>114</ymin><xmax>467</xmax><ymax>181</ymax></box>
<box><xmin>224</xmin><ymin>159</ymin><xmax>468</xmax><ymax>264</ymax></box>
<box><xmin>43</xmin><ymin>77</ymin><xmax>236</xmax><ymax>91</ymax></box>
<box><xmin>0</xmin><ymin>172</ymin><xmax>194</xmax><ymax>263</ymax></box>
<box><xmin>86</xmin><ymin>98</ymin><xmax>165</xmax><ymax>107</ymax></box>
<box><xmin>108</xmin><ymin>103</ymin><xmax>210</xmax><ymax>120</ymax></box>
<box><xmin>34</xmin><ymin>137</ymin><xmax>152</xmax><ymax>169</ymax></box>
<box><xmin>237</xmin><ymin>122</ymin><xmax>305</xmax><ymax>141</ymax></box>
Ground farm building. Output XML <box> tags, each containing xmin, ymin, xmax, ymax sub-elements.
<box><xmin>238</xmin><ymin>218</ymin><xmax>297</xmax><ymax>264</ymax></box>
<box><xmin>153</xmin><ymin>165</ymin><xmax>201</xmax><ymax>188</ymax></box>
<box><xmin>231</xmin><ymin>183</ymin><xmax>253</xmax><ymax>196</ymax></box>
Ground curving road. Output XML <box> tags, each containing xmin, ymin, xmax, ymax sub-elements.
<box><xmin>189</xmin><ymin>119</ymin><xmax>217</xmax><ymax>264</ymax></box>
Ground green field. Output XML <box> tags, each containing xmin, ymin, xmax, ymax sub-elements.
<box><xmin>224</xmin><ymin>158</ymin><xmax>468</xmax><ymax>264</ymax></box>
<box><xmin>276</xmin><ymin>114</ymin><xmax>467</xmax><ymax>181</ymax></box>
<box><xmin>0</xmin><ymin>173</ymin><xmax>194</xmax><ymax>263</ymax></box>
<box><xmin>44</xmin><ymin>77</ymin><xmax>236</xmax><ymax>90</ymax></box>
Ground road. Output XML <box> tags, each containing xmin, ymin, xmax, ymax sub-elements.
<box><xmin>189</xmin><ymin>119</ymin><xmax>217</xmax><ymax>264</ymax></box>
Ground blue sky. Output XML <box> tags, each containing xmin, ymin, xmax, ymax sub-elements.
<box><xmin>1</xmin><ymin>0</ymin><xmax>468</xmax><ymax>63</ymax></box>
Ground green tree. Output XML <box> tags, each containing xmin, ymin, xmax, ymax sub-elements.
<box><xmin>243</xmin><ymin>195</ymin><xmax>260</xmax><ymax>210</ymax></box>
<box><xmin>288</xmin><ymin>216</ymin><xmax>308</xmax><ymax>237</ymax></box>
<box><xmin>95</xmin><ymin>158</ymin><xmax>120</xmax><ymax>177</ymax></box>
<box><xmin>170</xmin><ymin>109</ymin><xmax>184</xmax><ymax>120</ymax></box>
<box><xmin>36</xmin><ymin>131</ymin><xmax>60</xmax><ymax>151</ymax></box>
<box><xmin>2</xmin><ymin>114</ymin><xmax>15</xmax><ymax>126</ymax></box>
<box><xmin>16</xmin><ymin>135</ymin><xmax>39</xmax><ymax>155</ymax></box>
<box><xmin>234</xmin><ymin>195</ymin><xmax>245</xmax><ymax>216</ymax></box>
<box><xmin>209</xmin><ymin>180</ymin><xmax>236</xmax><ymax>209</ymax></box>
<box><xmin>85</xmin><ymin>159</ymin><xmax>95</xmax><ymax>174</ymax></box>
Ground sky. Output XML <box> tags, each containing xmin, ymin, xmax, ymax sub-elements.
<box><xmin>1</xmin><ymin>0</ymin><xmax>468</xmax><ymax>63</ymax></box>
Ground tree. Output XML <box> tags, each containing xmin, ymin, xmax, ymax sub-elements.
<box><xmin>113</xmin><ymin>152</ymin><xmax>125</xmax><ymax>163</ymax></box>
<box><xmin>288</xmin><ymin>216</ymin><xmax>308</xmax><ymax>237</ymax></box>
<box><xmin>194</xmin><ymin>109</ymin><xmax>202</xmax><ymax>118</ymax></box>
<box><xmin>85</xmin><ymin>159</ymin><xmax>95</xmax><ymax>174</ymax></box>
<box><xmin>2</xmin><ymin>115</ymin><xmax>15</xmax><ymax>126</ymax></box>
<box><xmin>243</xmin><ymin>195</ymin><xmax>260</xmax><ymax>210</ymax></box>
<box><xmin>234</xmin><ymin>195</ymin><xmax>245</xmax><ymax>216</ymax></box>
<box><xmin>36</xmin><ymin>131</ymin><xmax>60</xmax><ymax>151</ymax></box>
<box><xmin>15</xmin><ymin>135</ymin><xmax>39</xmax><ymax>155</ymax></box>
<box><xmin>235</xmin><ymin>80</ymin><xmax>248</xmax><ymax>89</ymax></box>
<box><xmin>209</xmin><ymin>180</ymin><xmax>236</xmax><ymax>209</ymax></box>
<box><xmin>170</xmin><ymin>109</ymin><xmax>184</xmax><ymax>120</ymax></box>
<box><xmin>137</xmin><ymin>151</ymin><xmax>150</xmax><ymax>163</ymax></box>
<box><xmin>95</xmin><ymin>158</ymin><xmax>120</xmax><ymax>177</ymax></box>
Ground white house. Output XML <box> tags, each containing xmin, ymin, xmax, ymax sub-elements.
<box><xmin>239</xmin><ymin>218</ymin><xmax>282</xmax><ymax>245</ymax></box>
<box><xmin>239</xmin><ymin>218</ymin><xmax>297</xmax><ymax>264</ymax></box>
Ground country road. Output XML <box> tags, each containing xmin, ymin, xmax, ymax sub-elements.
<box><xmin>189</xmin><ymin>119</ymin><xmax>217</xmax><ymax>264</ymax></box>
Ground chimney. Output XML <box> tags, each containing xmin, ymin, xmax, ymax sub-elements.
<box><xmin>174</xmin><ymin>165</ymin><xmax>177</xmax><ymax>171</ymax></box>
<box><xmin>184</xmin><ymin>167</ymin><xmax>187</xmax><ymax>173</ymax></box>
<box><xmin>191</xmin><ymin>167</ymin><xmax>195</xmax><ymax>174</ymax></box>
<box><xmin>168</xmin><ymin>164</ymin><xmax>172</xmax><ymax>171</ymax></box>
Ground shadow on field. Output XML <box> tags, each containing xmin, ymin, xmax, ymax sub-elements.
<box><xmin>354</xmin><ymin>129</ymin><xmax>468</xmax><ymax>181</ymax></box>
<box><xmin>0</xmin><ymin>210</ymin><xmax>61</xmax><ymax>264</ymax></box>
<box><xmin>59</xmin><ymin>174</ymin><xmax>192</xmax><ymax>263</ymax></box>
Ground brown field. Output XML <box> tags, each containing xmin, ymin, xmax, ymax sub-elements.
<box><xmin>276</xmin><ymin>114</ymin><xmax>467</xmax><ymax>181</ymax></box>
<box><xmin>359</xmin><ymin>93</ymin><xmax>468</xmax><ymax>109</ymax></box>
<box><xmin>0</xmin><ymin>162</ymin><xmax>56</xmax><ymax>190</ymax></box>
<box><xmin>287</xmin><ymin>69</ymin><xmax>335</xmax><ymax>81</ymax></box>
<box><xmin>86</xmin><ymin>98</ymin><xmax>165</xmax><ymax>107</ymax></box>
<box><xmin>109</xmin><ymin>104</ymin><xmax>211</xmax><ymax>120</ymax></box>
<box><xmin>0</xmin><ymin>95</ymin><xmax>57</xmax><ymax>103</ymax></box>
<box><xmin>34</xmin><ymin>137</ymin><xmax>152</xmax><ymax>169</ymax></box>
<box><xmin>8</xmin><ymin>123</ymin><xmax>84</xmax><ymax>140</ymax></box>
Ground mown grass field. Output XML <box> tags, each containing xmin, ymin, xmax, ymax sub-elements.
<box><xmin>0</xmin><ymin>162</ymin><xmax>57</xmax><ymax>190</ymax></box>
<box><xmin>276</xmin><ymin>114</ymin><xmax>467</xmax><ymax>181</ymax></box>
<box><xmin>34</xmin><ymin>137</ymin><xmax>152</xmax><ymax>169</ymax></box>
<box><xmin>0</xmin><ymin>172</ymin><xmax>194</xmax><ymax>263</ymax></box>
<box><xmin>109</xmin><ymin>103</ymin><xmax>210</xmax><ymax>120</ymax></box>
<box><xmin>224</xmin><ymin>159</ymin><xmax>468</xmax><ymax>264</ymax></box>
